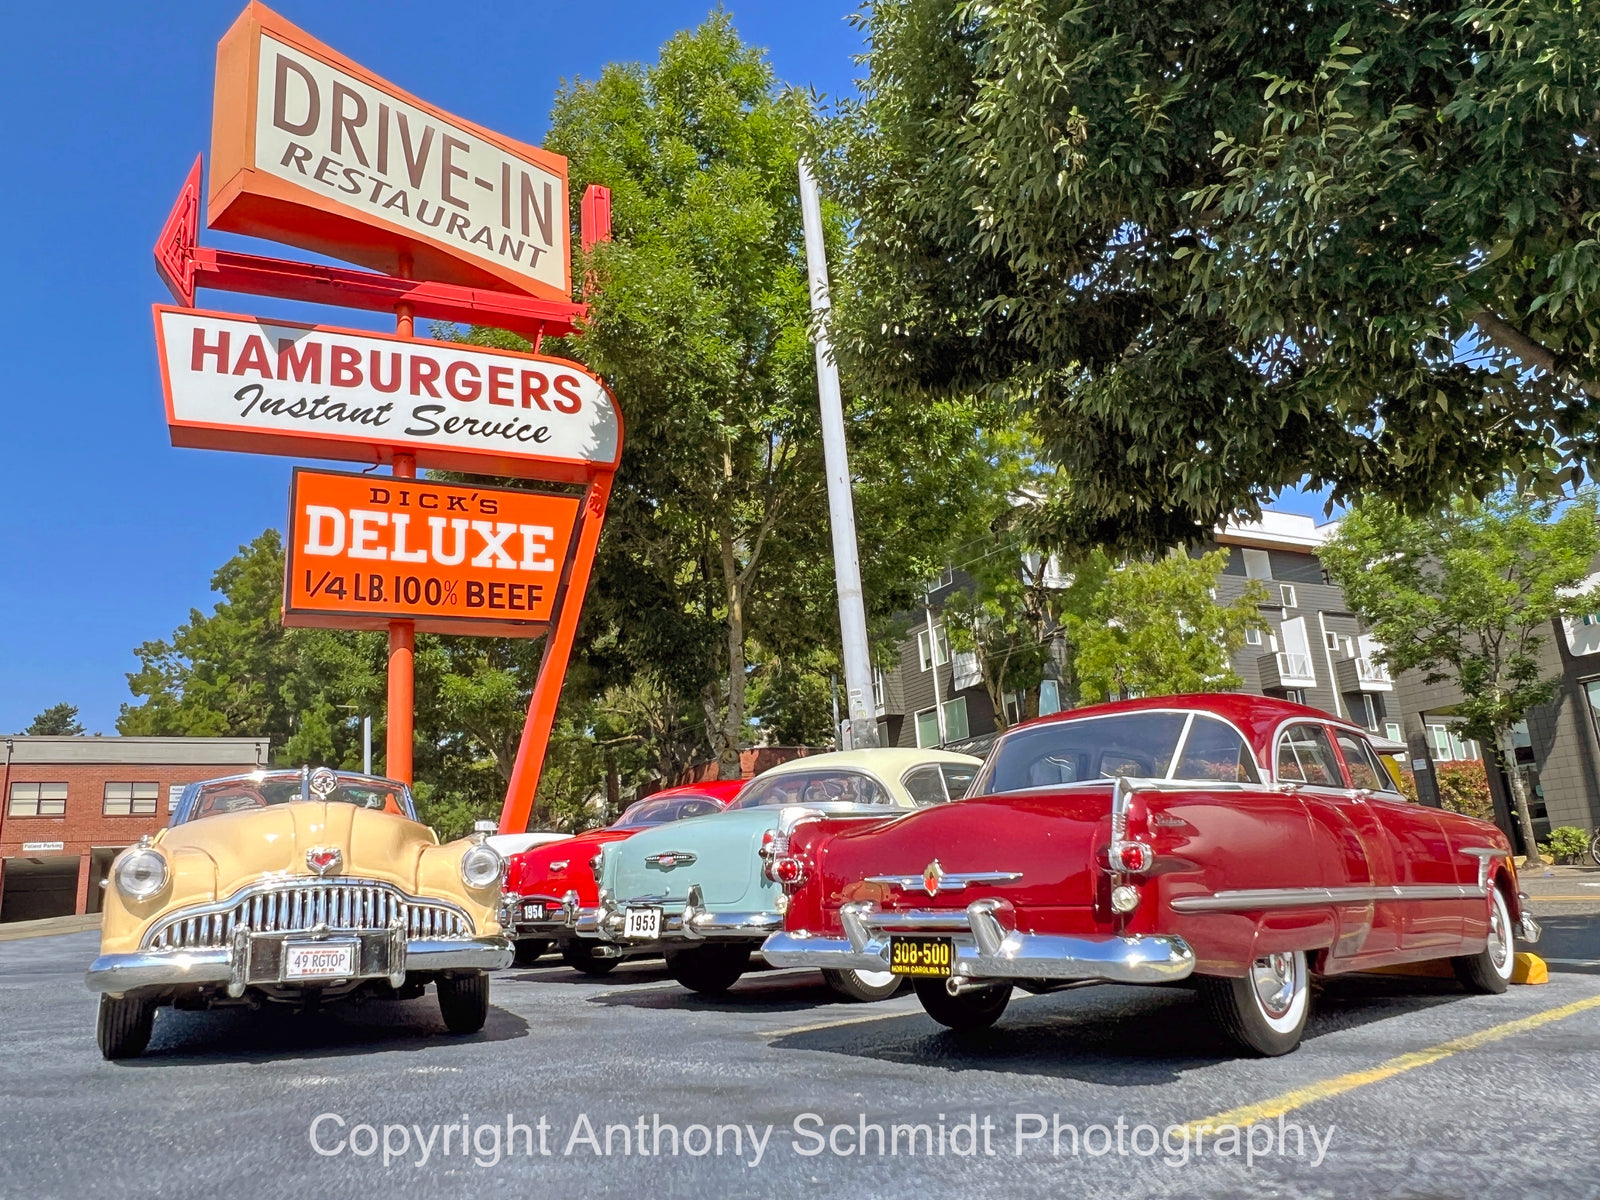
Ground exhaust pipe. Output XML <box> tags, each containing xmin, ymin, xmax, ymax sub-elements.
<box><xmin>945</xmin><ymin>976</ymin><xmax>1007</xmax><ymax>997</ymax></box>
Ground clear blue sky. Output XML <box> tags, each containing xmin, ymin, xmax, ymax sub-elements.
<box><xmin>0</xmin><ymin>0</ymin><xmax>1336</xmax><ymax>737</ymax></box>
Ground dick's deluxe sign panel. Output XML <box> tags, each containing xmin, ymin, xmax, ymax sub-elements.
<box><xmin>154</xmin><ymin>306</ymin><xmax>621</xmax><ymax>480</ymax></box>
<box><xmin>284</xmin><ymin>468</ymin><xmax>581</xmax><ymax>636</ymax></box>
<box><xmin>208</xmin><ymin>3</ymin><xmax>570</xmax><ymax>300</ymax></box>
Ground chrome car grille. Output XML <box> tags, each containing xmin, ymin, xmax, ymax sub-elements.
<box><xmin>142</xmin><ymin>879</ymin><xmax>473</xmax><ymax>950</ymax></box>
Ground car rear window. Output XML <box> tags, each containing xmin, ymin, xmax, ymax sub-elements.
<box><xmin>729</xmin><ymin>770</ymin><xmax>891</xmax><ymax>809</ymax></box>
<box><xmin>979</xmin><ymin>711</ymin><xmax>1259</xmax><ymax>794</ymax></box>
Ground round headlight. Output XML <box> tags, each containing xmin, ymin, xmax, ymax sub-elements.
<box><xmin>461</xmin><ymin>843</ymin><xmax>504</xmax><ymax>890</ymax></box>
<box><xmin>115</xmin><ymin>848</ymin><xmax>169</xmax><ymax>901</ymax></box>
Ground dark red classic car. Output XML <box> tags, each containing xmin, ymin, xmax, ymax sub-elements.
<box><xmin>500</xmin><ymin>780</ymin><xmax>744</xmax><ymax>972</ymax></box>
<box><xmin>761</xmin><ymin>695</ymin><xmax>1539</xmax><ymax>1055</ymax></box>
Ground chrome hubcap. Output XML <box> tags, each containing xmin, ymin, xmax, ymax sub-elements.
<box><xmin>1488</xmin><ymin>896</ymin><xmax>1511</xmax><ymax>973</ymax></box>
<box><xmin>1251</xmin><ymin>952</ymin><xmax>1297</xmax><ymax>1019</ymax></box>
<box><xmin>855</xmin><ymin>969</ymin><xmax>895</xmax><ymax>989</ymax></box>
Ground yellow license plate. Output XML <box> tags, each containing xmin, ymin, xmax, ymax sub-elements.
<box><xmin>889</xmin><ymin>935</ymin><xmax>953</xmax><ymax>977</ymax></box>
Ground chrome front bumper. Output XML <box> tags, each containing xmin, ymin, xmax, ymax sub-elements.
<box><xmin>1517</xmin><ymin>899</ymin><xmax>1542</xmax><ymax>945</ymax></box>
<box><xmin>499</xmin><ymin>890</ymin><xmax>590</xmax><ymax>939</ymax></box>
<box><xmin>586</xmin><ymin>885</ymin><xmax>783</xmax><ymax>944</ymax></box>
<box><xmin>761</xmin><ymin>898</ymin><xmax>1195</xmax><ymax>985</ymax></box>
<box><xmin>86</xmin><ymin>933</ymin><xmax>512</xmax><ymax>997</ymax></box>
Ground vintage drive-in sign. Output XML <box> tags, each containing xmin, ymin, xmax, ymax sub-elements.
<box><xmin>154</xmin><ymin>306</ymin><xmax>620</xmax><ymax>480</ymax></box>
<box><xmin>283</xmin><ymin>468</ymin><xmax>581</xmax><ymax>636</ymax></box>
<box><xmin>209</xmin><ymin>3</ymin><xmax>570</xmax><ymax>301</ymax></box>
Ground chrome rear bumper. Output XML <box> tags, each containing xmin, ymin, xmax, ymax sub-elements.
<box><xmin>86</xmin><ymin>934</ymin><xmax>512</xmax><ymax>997</ymax></box>
<box><xmin>587</xmin><ymin>885</ymin><xmax>782</xmax><ymax>944</ymax></box>
<box><xmin>499</xmin><ymin>891</ymin><xmax>589</xmax><ymax>940</ymax></box>
<box><xmin>761</xmin><ymin>898</ymin><xmax>1195</xmax><ymax>985</ymax></box>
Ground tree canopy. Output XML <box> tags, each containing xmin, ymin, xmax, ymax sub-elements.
<box><xmin>1321</xmin><ymin>489</ymin><xmax>1600</xmax><ymax>861</ymax></box>
<box><xmin>23</xmin><ymin>703</ymin><xmax>85</xmax><ymax>736</ymax></box>
<box><xmin>827</xmin><ymin>0</ymin><xmax>1600</xmax><ymax>552</ymax></box>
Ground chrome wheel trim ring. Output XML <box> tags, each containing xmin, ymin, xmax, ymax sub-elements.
<box><xmin>853</xmin><ymin>968</ymin><xmax>896</xmax><ymax>990</ymax></box>
<box><xmin>1488</xmin><ymin>890</ymin><xmax>1514</xmax><ymax>978</ymax></box>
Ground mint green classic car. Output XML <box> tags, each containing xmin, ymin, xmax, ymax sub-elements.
<box><xmin>582</xmin><ymin>749</ymin><xmax>982</xmax><ymax>999</ymax></box>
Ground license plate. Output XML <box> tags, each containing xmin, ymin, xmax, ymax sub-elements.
<box><xmin>284</xmin><ymin>940</ymin><xmax>358</xmax><ymax>980</ymax></box>
<box><xmin>623</xmin><ymin>907</ymin><xmax>662</xmax><ymax>940</ymax></box>
<box><xmin>521</xmin><ymin>902</ymin><xmax>546</xmax><ymax>921</ymax></box>
<box><xmin>889</xmin><ymin>935</ymin><xmax>954</xmax><ymax>977</ymax></box>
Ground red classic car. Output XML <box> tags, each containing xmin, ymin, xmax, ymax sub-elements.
<box><xmin>499</xmin><ymin>780</ymin><xmax>744</xmax><ymax>972</ymax></box>
<box><xmin>761</xmin><ymin>695</ymin><xmax>1540</xmax><ymax>1055</ymax></box>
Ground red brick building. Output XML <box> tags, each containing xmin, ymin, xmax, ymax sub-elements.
<box><xmin>0</xmin><ymin>736</ymin><xmax>270</xmax><ymax>922</ymax></box>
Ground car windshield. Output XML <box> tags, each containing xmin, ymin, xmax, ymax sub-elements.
<box><xmin>980</xmin><ymin>711</ymin><xmax>1261</xmax><ymax>794</ymax></box>
<box><xmin>613</xmin><ymin>795</ymin><xmax>724</xmax><ymax>828</ymax></box>
<box><xmin>729</xmin><ymin>769</ymin><xmax>892</xmax><ymax>809</ymax></box>
<box><xmin>184</xmin><ymin>772</ymin><xmax>412</xmax><ymax>821</ymax></box>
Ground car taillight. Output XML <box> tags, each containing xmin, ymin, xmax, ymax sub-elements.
<box><xmin>773</xmin><ymin>856</ymin><xmax>805</xmax><ymax>886</ymax></box>
<box><xmin>1112</xmin><ymin>840</ymin><xmax>1154</xmax><ymax>874</ymax></box>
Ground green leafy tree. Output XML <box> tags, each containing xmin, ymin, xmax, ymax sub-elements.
<box><xmin>23</xmin><ymin>703</ymin><xmax>85</xmax><ymax>736</ymax></box>
<box><xmin>116</xmin><ymin>532</ymin><xmax>598</xmax><ymax>839</ymax></box>
<box><xmin>475</xmin><ymin>15</ymin><xmax>999</xmax><ymax>777</ymax></box>
<box><xmin>1064</xmin><ymin>551</ymin><xmax>1268</xmax><ymax>703</ymax></box>
<box><xmin>826</xmin><ymin>0</ymin><xmax>1600</xmax><ymax>552</ymax></box>
<box><xmin>1321</xmin><ymin>490</ymin><xmax>1600</xmax><ymax>865</ymax></box>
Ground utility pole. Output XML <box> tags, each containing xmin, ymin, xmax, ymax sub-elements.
<box><xmin>799</xmin><ymin>156</ymin><xmax>879</xmax><ymax>749</ymax></box>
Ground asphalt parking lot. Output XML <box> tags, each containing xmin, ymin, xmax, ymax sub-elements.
<box><xmin>5</xmin><ymin>883</ymin><xmax>1600</xmax><ymax>1200</ymax></box>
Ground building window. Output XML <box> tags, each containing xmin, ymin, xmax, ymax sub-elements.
<box><xmin>942</xmin><ymin>697</ymin><xmax>969</xmax><ymax>742</ymax></box>
<box><xmin>1284</xmin><ymin>689</ymin><xmax>1306</xmax><ymax>705</ymax></box>
<box><xmin>1280</xmin><ymin>584</ymin><xmax>1298</xmax><ymax>609</ymax></box>
<box><xmin>1384</xmin><ymin>722</ymin><xmax>1403</xmax><ymax>743</ymax></box>
<box><xmin>168</xmin><ymin>784</ymin><xmax>186</xmax><ymax>813</ymax></box>
<box><xmin>1242</xmin><ymin>548</ymin><xmax>1273</xmax><ymax>581</ymax></box>
<box><xmin>917</xmin><ymin>624</ymin><xmax>951</xmax><ymax>671</ymax></box>
<box><xmin>8</xmin><ymin>782</ymin><xmax>67</xmax><ymax>817</ymax></box>
<box><xmin>914</xmin><ymin>698</ymin><xmax>970</xmax><ymax>747</ymax></box>
<box><xmin>1245</xmin><ymin>626</ymin><xmax>1262</xmax><ymax>646</ymax></box>
<box><xmin>104</xmin><ymin>782</ymin><xmax>160</xmax><ymax>816</ymax></box>
<box><xmin>1426</xmin><ymin>724</ymin><xmax>1481</xmax><ymax>763</ymax></box>
<box><xmin>1359</xmin><ymin>694</ymin><xmax>1379</xmax><ymax>731</ymax></box>
<box><xmin>1325</xmin><ymin>631</ymin><xmax>1339</xmax><ymax>650</ymax></box>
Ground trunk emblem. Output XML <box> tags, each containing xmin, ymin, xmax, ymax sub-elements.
<box><xmin>646</xmin><ymin>851</ymin><xmax>697</xmax><ymax>870</ymax></box>
<box><xmin>923</xmin><ymin>859</ymin><xmax>945</xmax><ymax>896</ymax></box>
<box><xmin>306</xmin><ymin>846</ymin><xmax>343</xmax><ymax>877</ymax></box>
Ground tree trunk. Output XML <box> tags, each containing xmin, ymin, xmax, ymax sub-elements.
<box><xmin>1497</xmin><ymin>728</ymin><xmax>1545</xmax><ymax>868</ymax></box>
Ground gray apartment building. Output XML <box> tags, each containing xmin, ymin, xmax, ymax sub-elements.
<box><xmin>872</xmin><ymin>509</ymin><xmax>1600</xmax><ymax>852</ymax></box>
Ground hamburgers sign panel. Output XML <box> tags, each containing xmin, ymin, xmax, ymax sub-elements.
<box><xmin>209</xmin><ymin>2</ymin><xmax>570</xmax><ymax>301</ymax></box>
<box><xmin>154</xmin><ymin>306</ymin><xmax>620</xmax><ymax>481</ymax></box>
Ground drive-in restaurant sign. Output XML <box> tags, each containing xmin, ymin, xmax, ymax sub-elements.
<box><xmin>154</xmin><ymin>306</ymin><xmax>620</xmax><ymax>481</ymax></box>
<box><xmin>148</xmin><ymin>1</ymin><xmax>619</xmax><ymax>829</ymax></box>
<box><xmin>283</xmin><ymin>468</ymin><xmax>581</xmax><ymax>637</ymax></box>
<box><xmin>208</xmin><ymin>2</ymin><xmax>570</xmax><ymax>300</ymax></box>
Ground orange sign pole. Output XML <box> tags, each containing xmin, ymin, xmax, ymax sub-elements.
<box><xmin>499</xmin><ymin>470</ymin><xmax>613</xmax><ymax>833</ymax></box>
<box><xmin>386</xmin><ymin>254</ymin><xmax>417</xmax><ymax>784</ymax></box>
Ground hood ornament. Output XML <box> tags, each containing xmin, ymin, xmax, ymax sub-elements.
<box><xmin>306</xmin><ymin>846</ymin><xmax>343</xmax><ymax>877</ymax></box>
<box><xmin>922</xmin><ymin>859</ymin><xmax>945</xmax><ymax>896</ymax></box>
<box><xmin>309</xmin><ymin>767</ymin><xmax>339</xmax><ymax>799</ymax></box>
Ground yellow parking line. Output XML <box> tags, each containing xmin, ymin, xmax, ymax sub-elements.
<box><xmin>1183</xmin><ymin>992</ymin><xmax>1600</xmax><ymax>1136</ymax></box>
<box><xmin>764</xmin><ymin>1006</ymin><xmax>926</xmax><ymax>1039</ymax></box>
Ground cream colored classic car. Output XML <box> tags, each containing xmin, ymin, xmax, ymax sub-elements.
<box><xmin>87</xmin><ymin>766</ymin><xmax>512</xmax><ymax>1059</ymax></box>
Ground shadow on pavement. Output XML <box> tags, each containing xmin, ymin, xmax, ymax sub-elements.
<box><xmin>1524</xmin><ymin>914</ymin><xmax>1600</xmax><ymax>974</ymax></box>
<box><xmin>118</xmin><ymin>997</ymin><xmax>529</xmax><ymax>1065</ymax></box>
<box><xmin>765</xmin><ymin>973</ymin><xmax>1479</xmax><ymax>1085</ymax></box>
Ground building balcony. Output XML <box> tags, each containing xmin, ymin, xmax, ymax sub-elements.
<box><xmin>1258</xmin><ymin>651</ymin><xmax>1317</xmax><ymax>690</ymax></box>
<box><xmin>1335</xmin><ymin>656</ymin><xmax>1393</xmax><ymax>693</ymax></box>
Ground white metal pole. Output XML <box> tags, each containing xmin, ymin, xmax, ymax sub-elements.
<box><xmin>363</xmin><ymin>716</ymin><xmax>372</xmax><ymax>776</ymax></box>
<box><xmin>925</xmin><ymin>590</ymin><xmax>946</xmax><ymax>744</ymax></box>
<box><xmin>799</xmin><ymin>156</ymin><xmax>879</xmax><ymax>749</ymax></box>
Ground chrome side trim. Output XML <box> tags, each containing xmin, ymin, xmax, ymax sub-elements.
<box><xmin>864</xmin><ymin>871</ymin><xmax>1023</xmax><ymax>891</ymax></box>
<box><xmin>1169</xmin><ymin>883</ymin><xmax>1485</xmax><ymax>913</ymax></box>
<box><xmin>1459</xmin><ymin>845</ymin><xmax>1511</xmax><ymax>890</ymax></box>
